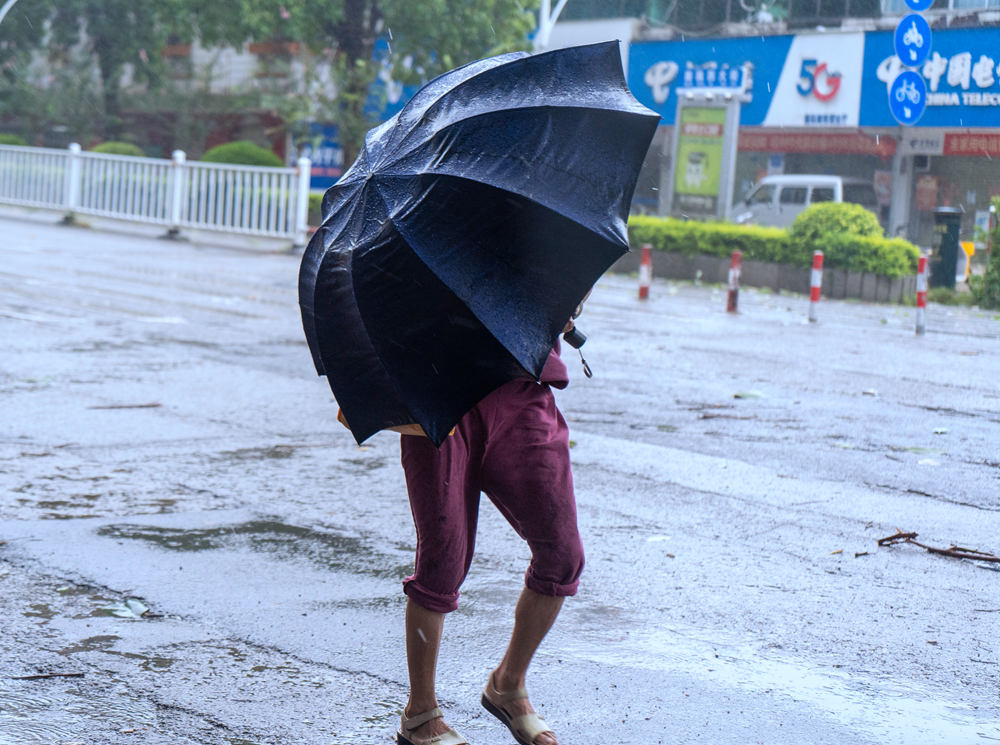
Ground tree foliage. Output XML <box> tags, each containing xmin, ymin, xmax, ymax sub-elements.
<box><xmin>1</xmin><ymin>0</ymin><xmax>540</xmax><ymax>153</ymax></box>
<box><xmin>244</xmin><ymin>0</ymin><xmax>540</xmax><ymax>161</ymax></box>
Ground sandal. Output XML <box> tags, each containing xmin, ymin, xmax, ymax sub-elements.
<box><xmin>397</xmin><ymin>707</ymin><xmax>468</xmax><ymax>745</ymax></box>
<box><xmin>480</xmin><ymin>673</ymin><xmax>555</xmax><ymax>745</ymax></box>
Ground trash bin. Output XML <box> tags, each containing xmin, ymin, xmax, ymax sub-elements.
<box><xmin>930</xmin><ymin>207</ymin><xmax>962</xmax><ymax>289</ymax></box>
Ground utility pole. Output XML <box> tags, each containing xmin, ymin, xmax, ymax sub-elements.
<box><xmin>535</xmin><ymin>0</ymin><xmax>569</xmax><ymax>52</ymax></box>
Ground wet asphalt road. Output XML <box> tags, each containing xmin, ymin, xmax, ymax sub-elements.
<box><xmin>1</xmin><ymin>213</ymin><xmax>999</xmax><ymax>745</ymax></box>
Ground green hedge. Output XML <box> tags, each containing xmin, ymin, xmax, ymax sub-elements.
<box><xmin>90</xmin><ymin>141</ymin><xmax>145</xmax><ymax>157</ymax></box>
<box><xmin>0</xmin><ymin>134</ymin><xmax>28</xmax><ymax>146</ymax></box>
<box><xmin>308</xmin><ymin>192</ymin><xmax>323</xmax><ymax>225</ymax></box>
<box><xmin>201</xmin><ymin>140</ymin><xmax>283</xmax><ymax>167</ymax></box>
<box><xmin>628</xmin><ymin>214</ymin><xmax>920</xmax><ymax>279</ymax></box>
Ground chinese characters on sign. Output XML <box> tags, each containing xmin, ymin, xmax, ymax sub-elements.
<box><xmin>878</xmin><ymin>52</ymin><xmax>1000</xmax><ymax>109</ymax></box>
<box><xmin>943</xmin><ymin>133</ymin><xmax>1000</xmax><ymax>157</ymax></box>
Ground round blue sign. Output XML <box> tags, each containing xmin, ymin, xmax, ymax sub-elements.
<box><xmin>904</xmin><ymin>0</ymin><xmax>934</xmax><ymax>9</ymax></box>
<box><xmin>894</xmin><ymin>13</ymin><xmax>932</xmax><ymax>68</ymax></box>
<box><xmin>888</xmin><ymin>70</ymin><xmax>927</xmax><ymax>126</ymax></box>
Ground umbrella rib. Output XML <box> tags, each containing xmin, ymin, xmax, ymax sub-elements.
<box><xmin>375</xmin><ymin>169</ymin><xmax>629</xmax><ymax>249</ymax></box>
<box><xmin>382</xmin><ymin>104</ymin><xmax>645</xmax><ymax>173</ymax></box>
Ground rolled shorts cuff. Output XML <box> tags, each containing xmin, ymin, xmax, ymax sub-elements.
<box><xmin>524</xmin><ymin>570</ymin><xmax>580</xmax><ymax>598</ymax></box>
<box><xmin>402</xmin><ymin>576</ymin><xmax>460</xmax><ymax>614</ymax></box>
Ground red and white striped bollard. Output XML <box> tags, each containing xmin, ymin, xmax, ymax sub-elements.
<box><xmin>808</xmin><ymin>250</ymin><xmax>824</xmax><ymax>323</ymax></box>
<box><xmin>726</xmin><ymin>250</ymin><xmax>742</xmax><ymax>313</ymax></box>
<box><xmin>638</xmin><ymin>243</ymin><xmax>652</xmax><ymax>300</ymax></box>
<box><xmin>915</xmin><ymin>254</ymin><xmax>928</xmax><ymax>335</ymax></box>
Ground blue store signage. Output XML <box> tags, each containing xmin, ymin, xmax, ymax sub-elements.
<box><xmin>860</xmin><ymin>27</ymin><xmax>1000</xmax><ymax>127</ymax></box>
<box><xmin>894</xmin><ymin>13</ymin><xmax>932</xmax><ymax>68</ymax></box>
<box><xmin>629</xmin><ymin>36</ymin><xmax>793</xmax><ymax>126</ymax></box>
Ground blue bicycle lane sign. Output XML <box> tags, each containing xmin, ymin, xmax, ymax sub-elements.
<box><xmin>894</xmin><ymin>13</ymin><xmax>932</xmax><ymax>68</ymax></box>
<box><xmin>904</xmin><ymin>0</ymin><xmax>934</xmax><ymax>9</ymax></box>
<box><xmin>888</xmin><ymin>70</ymin><xmax>927</xmax><ymax>125</ymax></box>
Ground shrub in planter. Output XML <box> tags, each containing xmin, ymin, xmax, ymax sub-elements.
<box><xmin>821</xmin><ymin>234</ymin><xmax>920</xmax><ymax>278</ymax></box>
<box><xmin>628</xmin><ymin>215</ymin><xmax>790</xmax><ymax>262</ymax></box>
<box><xmin>201</xmin><ymin>140</ymin><xmax>283</xmax><ymax>167</ymax></box>
<box><xmin>789</xmin><ymin>202</ymin><xmax>883</xmax><ymax>246</ymax></box>
<box><xmin>0</xmin><ymin>134</ymin><xmax>29</xmax><ymax>146</ymax></box>
<box><xmin>91</xmin><ymin>141</ymin><xmax>146</xmax><ymax>156</ymax></box>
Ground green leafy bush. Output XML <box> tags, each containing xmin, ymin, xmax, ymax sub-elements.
<box><xmin>927</xmin><ymin>287</ymin><xmax>975</xmax><ymax>306</ymax></box>
<box><xmin>308</xmin><ymin>192</ymin><xmax>324</xmax><ymax>226</ymax></box>
<box><xmin>820</xmin><ymin>234</ymin><xmax>920</xmax><ymax>278</ymax></box>
<box><xmin>90</xmin><ymin>141</ymin><xmax>145</xmax><ymax>156</ymax></box>
<box><xmin>969</xmin><ymin>198</ymin><xmax>1000</xmax><ymax>309</ymax></box>
<box><xmin>0</xmin><ymin>134</ymin><xmax>29</xmax><ymax>146</ymax></box>
<box><xmin>789</xmin><ymin>202</ymin><xmax>884</xmax><ymax>246</ymax></box>
<box><xmin>201</xmin><ymin>140</ymin><xmax>283</xmax><ymax>167</ymax></box>
<box><xmin>628</xmin><ymin>214</ymin><xmax>920</xmax><ymax>278</ymax></box>
<box><xmin>628</xmin><ymin>216</ymin><xmax>791</xmax><ymax>262</ymax></box>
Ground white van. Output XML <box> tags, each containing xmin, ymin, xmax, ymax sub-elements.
<box><xmin>731</xmin><ymin>175</ymin><xmax>880</xmax><ymax>228</ymax></box>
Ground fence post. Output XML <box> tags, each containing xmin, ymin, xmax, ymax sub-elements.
<box><xmin>915</xmin><ymin>254</ymin><xmax>928</xmax><ymax>335</ymax></box>
<box><xmin>638</xmin><ymin>243</ymin><xmax>652</xmax><ymax>299</ymax></box>
<box><xmin>808</xmin><ymin>250</ymin><xmax>824</xmax><ymax>323</ymax></box>
<box><xmin>726</xmin><ymin>249</ymin><xmax>742</xmax><ymax>313</ymax></box>
<box><xmin>293</xmin><ymin>156</ymin><xmax>311</xmax><ymax>250</ymax></box>
<box><xmin>165</xmin><ymin>149</ymin><xmax>187</xmax><ymax>240</ymax></box>
<box><xmin>62</xmin><ymin>142</ymin><xmax>82</xmax><ymax>224</ymax></box>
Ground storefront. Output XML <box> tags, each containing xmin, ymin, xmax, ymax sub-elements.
<box><xmin>627</xmin><ymin>27</ymin><xmax>1000</xmax><ymax>248</ymax></box>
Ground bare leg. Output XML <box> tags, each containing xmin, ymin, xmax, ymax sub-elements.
<box><xmin>489</xmin><ymin>588</ymin><xmax>564</xmax><ymax>745</ymax></box>
<box><xmin>403</xmin><ymin>599</ymin><xmax>452</xmax><ymax>742</ymax></box>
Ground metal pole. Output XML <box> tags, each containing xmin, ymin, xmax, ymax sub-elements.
<box><xmin>915</xmin><ymin>254</ymin><xmax>928</xmax><ymax>335</ymax></box>
<box><xmin>638</xmin><ymin>243</ymin><xmax>652</xmax><ymax>300</ymax></box>
<box><xmin>293</xmin><ymin>156</ymin><xmax>311</xmax><ymax>250</ymax></box>
<box><xmin>0</xmin><ymin>0</ymin><xmax>22</xmax><ymax>26</ymax></box>
<box><xmin>166</xmin><ymin>149</ymin><xmax>186</xmax><ymax>239</ymax></box>
<box><xmin>808</xmin><ymin>250</ymin><xmax>824</xmax><ymax>323</ymax></box>
<box><xmin>534</xmin><ymin>0</ymin><xmax>569</xmax><ymax>51</ymax></box>
<box><xmin>726</xmin><ymin>250</ymin><xmax>742</xmax><ymax>313</ymax></box>
<box><xmin>63</xmin><ymin>142</ymin><xmax>82</xmax><ymax>224</ymax></box>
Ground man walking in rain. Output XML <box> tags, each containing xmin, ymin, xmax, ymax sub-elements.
<box><xmin>394</xmin><ymin>310</ymin><xmax>587</xmax><ymax>745</ymax></box>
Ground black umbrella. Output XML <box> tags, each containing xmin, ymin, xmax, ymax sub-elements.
<box><xmin>299</xmin><ymin>41</ymin><xmax>658</xmax><ymax>445</ymax></box>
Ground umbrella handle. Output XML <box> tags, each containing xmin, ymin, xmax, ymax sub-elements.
<box><xmin>562</xmin><ymin>329</ymin><xmax>593</xmax><ymax>379</ymax></box>
<box><xmin>562</xmin><ymin>327</ymin><xmax>587</xmax><ymax>349</ymax></box>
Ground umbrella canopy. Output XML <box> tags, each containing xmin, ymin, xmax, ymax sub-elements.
<box><xmin>299</xmin><ymin>41</ymin><xmax>659</xmax><ymax>445</ymax></box>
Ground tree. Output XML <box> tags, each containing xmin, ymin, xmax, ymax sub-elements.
<box><xmin>44</xmin><ymin>0</ymin><xmax>263</xmax><ymax>140</ymax></box>
<box><xmin>0</xmin><ymin>0</ymin><xmax>54</xmax><ymax>138</ymax></box>
<box><xmin>247</xmin><ymin>0</ymin><xmax>541</xmax><ymax>163</ymax></box>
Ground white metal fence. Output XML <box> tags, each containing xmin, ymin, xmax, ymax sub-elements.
<box><xmin>0</xmin><ymin>143</ymin><xmax>312</xmax><ymax>246</ymax></box>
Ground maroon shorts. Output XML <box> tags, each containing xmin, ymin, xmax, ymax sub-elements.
<box><xmin>400</xmin><ymin>379</ymin><xmax>584</xmax><ymax>613</ymax></box>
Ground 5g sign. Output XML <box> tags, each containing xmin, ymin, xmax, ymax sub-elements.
<box><xmin>796</xmin><ymin>59</ymin><xmax>842</xmax><ymax>101</ymax></box>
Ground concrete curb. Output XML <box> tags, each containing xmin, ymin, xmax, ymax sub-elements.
<box><xmin>612</xmin><ymin>250</ymin><xmax>917</xmax><ymax>304</ymax></box>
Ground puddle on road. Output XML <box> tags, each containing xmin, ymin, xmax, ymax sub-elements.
<box><xmin>217</xmin><ymin>445</ymin><xmax>298</xmax><ymax>461</ymax></box>
<box><xmin>97</xmin><ymin>519</ymin><xmax>411</xmax><ymax>578</ymax></box>
<box><xmin>0</xmin><ymin>662</ymin><xmax>157</xmax><ymax>743</ymax></box>
<box><xmin>564</xmin><ymin>622</ymin><xmax>998</xmax><ymax>742</ymax></box>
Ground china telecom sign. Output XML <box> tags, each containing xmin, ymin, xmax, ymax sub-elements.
<box><xmin>861</xmin><ymin>27</ymin><xmax>1000</xmax><ymax>127</ymax></box>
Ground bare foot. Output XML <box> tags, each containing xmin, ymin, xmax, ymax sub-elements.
<box><xmin>485</xmin><ymin>673</ymin><xmax>558</xmax><ymax>745</ymax></box>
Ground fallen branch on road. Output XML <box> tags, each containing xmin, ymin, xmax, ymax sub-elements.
<box><xmin>878</xmin><ymin>530</ymin><xmax>1000</xmax><ymax>563</ymax></box>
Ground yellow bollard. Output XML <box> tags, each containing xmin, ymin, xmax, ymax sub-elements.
<box><xmin>960</xmin><ymin>241</ymin><xmax>975</xmax><ymax>281</ymax></box>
